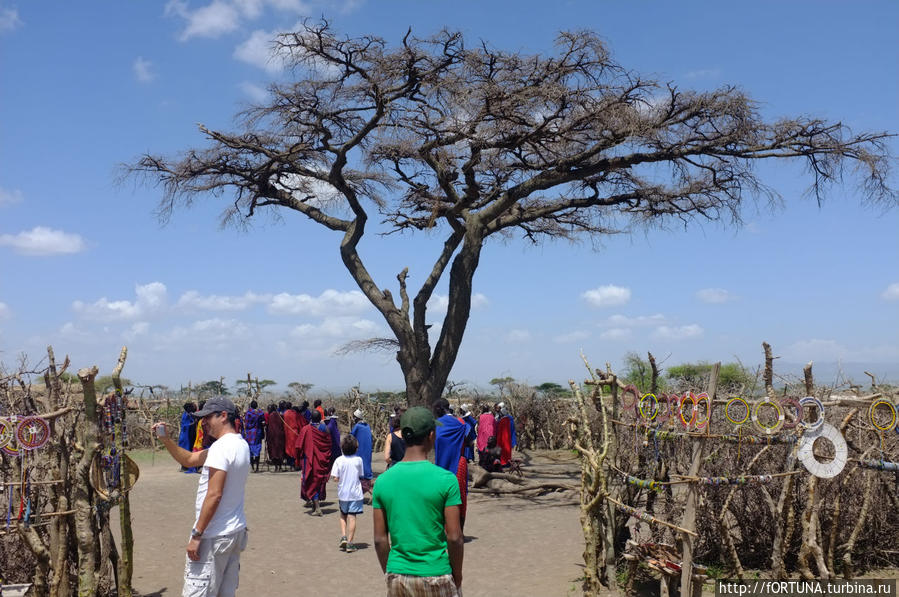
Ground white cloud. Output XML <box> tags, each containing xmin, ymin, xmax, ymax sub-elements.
<box><xmin>0</xmin><ymin>226</ymin><xmax>86</xmax><ymax>256</ymax></box>
<box><xmin>166</xmin><ymin>0</ymin><xmax>309</xmax><ymax>41</ymax></box>
<box><xmin>73</xmin><ymin>282</ymin><xmax>168</xmax><ymax>322</ymax></box>
<box><xmin>599</xmin><ymin>328</ymin><xmax>631</xmax><ymax>341</ymax></box>
<box><xmin>0</xmin><ymin>5</ymin><xmax>22</xmax><ymax>32</ymax></box>
<box><xmin>601</xmin><ymin>313</ymin><xmax>665</xmax><ymax>328</ymax></box>
<box><xmin>166</xmin><ymin>0</ymin><xmax>241</xmax><ymax>40</ymax></box>
<box><xmin>157</xmin><ymin>317</ymin><xmax>250</xmax><ymax>347</ymax></box>
<box><xmin>782</xmin><ymin>339</ymin><xmax>845</xmax><ymax>362</ymax></box>
<box><xmin>177</xmin><ymin>290</ymin><xmax>270</xmax><ymax>311</ymax></box>
<box><xmin>124</xmin><ymin>321</ymin><xmax>150</xmax><ymax>341</ymax></box>
<box><xmin>696</xmin><ymin>288</ymin><xmax>736</xmax><ymax>304</ymax></box>
<box><xmin>427</xmin><ymin>293</ymin><xmax>489</xmax><ymax>315</ymax></box>
<box><xmin>0</xmin><ymin>187</ymin><xmax>23</xmax><ymax>206</ymax></box>
<box><xmin>234</xmin><ymin>29</ymin><xmax>288</xmax><ymax>73</ymax></box>
<box><xmin>582</xmin><ymin>285</ymin><xmax>631</xmax><ymax>308</ymax></box>
<box><xmin>133</xmin><ymin>56</ymin><xmax>156</xmax><ymax>83</ymax></box>
<box><xmin>291</xmin><ymin>317</ymin><xmax>379</xmax><ymax>339</ymax></box>
<box><xmin>240</xmin><ymin>81</ymin><xmax>269</xmax><ymax>102</ymax></box>
<box><xmin>881</xmin><ymin>282</ymin><xmax>899</xmax><ymax>301</ymax></box>
<box><xmin>505</xmin><ymin>329</ymin><xmax>531</xmax><ymax>343</ymax></box>
<box><xmin>0</xmin><ymin>302</ymin><xmax>10</xmax><ymax>320</ymax></box>
<box><xmin>553</xmin><ymin>330</ymin><xmax>590</xmax><ymax>344</ymax></box>
<box><xmin>652</xmin><ymin>324</ymin><xmax>704</xmax><ymax>340</ymax></box>
<box><xmin>782</xmin><ymin>339</ymin><xmax>899</xmax><ymax>363</ymax></box>
<box><xmin>269</xmin><ymin>289</ymin><xmax>370</xmax><ymax>317</ymax></box>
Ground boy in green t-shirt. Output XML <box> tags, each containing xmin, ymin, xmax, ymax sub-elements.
<box><xmin>372</xmin><ymin>407</ymin><xmax>464</xmax><ymax>596</ymax></box>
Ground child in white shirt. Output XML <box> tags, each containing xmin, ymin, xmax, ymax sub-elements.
<box><xmin>331</xmin><ymin>434</ymin><xmax>365</xmax><ymax>552</ymax></box>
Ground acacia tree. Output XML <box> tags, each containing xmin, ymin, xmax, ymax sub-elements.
<box><xmin>131</xmin><ymin>22</ymin><xmax>893</xmax><ymax>407</ymax></box>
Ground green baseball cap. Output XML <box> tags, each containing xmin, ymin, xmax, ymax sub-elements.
<box><xmin>400</xmin><ymin>406</ymin><xmax>442</xmax><ymax>440</ymax></box>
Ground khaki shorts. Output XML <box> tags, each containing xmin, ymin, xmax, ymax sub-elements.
<box><xmin>183</xmin><ymin>528</ymin><xmax>248</xmax><ymax>597</ymax></box>
<box><xmin>386</xmin><ymin>573</ymin><xmax>461</xmax><ymax>597</ymax></box>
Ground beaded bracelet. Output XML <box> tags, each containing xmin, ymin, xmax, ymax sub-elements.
<box><xmin>620</xmin><ymin>384</ymin><xmax>639</xmax><ymax>413</ymax></box>
<box><xmin>638</xmin><ymin>393</ymin><xmax>660</xmax><ymax>422</ymax></box>
<box><xmin>655</xmin><ymin>394</ymin><xmax>672</xmax><ymax>424</ymax></box>
<box><xmin>0</xmin><ymin>419</ymin><xmax>12</xmax><ymax>450</ymax></box>
<box><xmin>779</xmin><ymin>398</ymin><xmax>802</xmax><ymax>430</ymax></box>
<box><xmin>798</xmin><ymin>396</ymin><xmax>825</xmax><ymax>432</ymax></box>
<box><xmin>678</xmin><ymin>392</ymin><xmax>697</xmax><ymax>429</ymax></box>
<box><xmin>724</xmin><ymin>396</ymin><xmax>750</xmax><ymax>426</ymax></box>
<box><xmin>752</xmin><ymin>398</ymin><xmax>784</xmax><ymax>435</ymax></box>
<box><xmin>693</xmin><ymin>393</ymin><xmax>711</xmax><ymax>430</ymax></box>
<box><xmin>868</xmin><ymin>398</ymin><xmax>897</xmax><ymax>432</ymax></box>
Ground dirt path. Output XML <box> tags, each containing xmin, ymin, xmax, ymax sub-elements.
<box><xmin>122</xmin><ymin>449</ymin><xmax>586</xmax><ymax>597</ymax></box>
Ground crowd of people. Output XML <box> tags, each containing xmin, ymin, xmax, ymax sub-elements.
<box><xmin>164</xmin><ymin>396</ymin><xmax>519</xmax><ymax>596</ymax></box>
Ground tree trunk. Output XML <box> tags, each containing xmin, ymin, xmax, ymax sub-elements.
<box><xmin>112</xmin><ymin>347</ymin><xmax>135</xmax><ymax>597</ymax></box>
<box><xmin>76</xmin><ymin>366</ymin><xmax>102</xmax><ymax>597</ymax></box>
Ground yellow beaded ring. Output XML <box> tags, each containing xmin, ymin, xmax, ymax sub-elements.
<box><xmin>724</xmin><ymin>396</ymin><xmax>750</xmax><ymax>426</ymax></box>
<box><xmin>752</xmin><ymin>398</ymin><xmax>784</xmax><ymax>435</ymax></box>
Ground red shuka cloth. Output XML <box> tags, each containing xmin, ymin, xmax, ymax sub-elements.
<box><xmin>456</xmin><ymin>455</ymin><xmax>468</xmax><ymax>520</ymax></box>
<box><xmin>283</xmin><ymin>409</ymin><xmax>302</xmax><ymax>459</ymax></box>
<box><xmin>497</xmin><ymin>416</ymin><xmax>513</xmax><ymax>465</ymax></box>
<box><xmin>477</xmin><ymin>413</ymin><xmax>495</xmax><ymax>452</ymax></box>
<box><xmin>266</xmin><ymin>412</ymin><xmax>286</xmax><ymax>462</ymax></box>
<box><xmin>297</xmin><ymin>425</ymin><xmax>333</xmax><ymax>501</ymax></box>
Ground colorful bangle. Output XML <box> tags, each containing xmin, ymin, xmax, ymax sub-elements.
<box><xmin>868</xmin><ymin>399</ymin><xmax>897</xmax><ymax>432</ymax></box>
<box><xmin>17</xmin><ymin>416</ymin><xmax>50</xmax><ymax>450</ymax></box>
<box><xmin>678</xmin><ymin>392</ymin><xmax>697</xmax><ymax>429</ymax></box>
<box><xmin>620</xmin><ymin>384</ymin><xmax>639</xmax><ymax>413</ymax></box>
<box><xmin>752</xmin><ymin>398</ymin><xmax>784</xmax><ymax>435</ymax></box>
<box><xmin>693</xmin><ymin>393</ymin><xmax>711</xmax><ymax>430</ymax></box>
<box><xmin>724</xmin><ymin>397</ymin><xmax>750</xmax><ymax>426</ymax></box>
<box><xmin>638</xmin><ymin>393</ymin><xmax>660</xmax><ymax>422</ymax></box>
<box><xmin>799</xmin><ymin>396</ymin><xmax>825</xmax><ymax>432</ymax></box>
<box><xmin>655</xmin><ymin>394</ymin><xmax>672</xmax><ymax>423</ymax></box>
<box><xmin>0</xmin><ymin>418</ymin><xmax>12</xmax><ymax>450</ymax></box>
<box><xmin>779</xmin><ymin>398</ymin><xmax>802</xmax><ymax>430</ymax></box>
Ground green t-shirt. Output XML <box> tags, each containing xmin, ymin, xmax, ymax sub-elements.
<box><xmin>372</xmin><ymin>460</ymin><xmax>462</xmax><ymax>576</ymax></box>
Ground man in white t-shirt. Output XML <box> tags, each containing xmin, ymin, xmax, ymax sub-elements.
<box><xmin>153</xmin><ymin>396</ymin><xmax>250</xmax><ymax>597</ymax></box>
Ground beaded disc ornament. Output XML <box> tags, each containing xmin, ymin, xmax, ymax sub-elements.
<box><xmin>16</xmin><ymin>416</ymin><xmax>50</xmax><ymax>450</ymax></box>
<box><xmin>797</xmin><ymin>422</ymin><xmax>847</xmax><ymax>479</ymax></box>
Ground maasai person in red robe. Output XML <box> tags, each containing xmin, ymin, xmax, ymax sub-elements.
<box><xmin>297</xmin><ymin>410</ymin><xmax>333</xmax><ymax>516</ymax></box>
<box><xmin>283</xmin><ymin>404</ymin><xmax>303</xmax><ymax>469</ymax></box>
<box><xmin>476</xmin><ymin>404</ymin><xmax>496</xmax><ymax>455</ymax></box>
<box><xmin>496</xmin><ymin>405</ymin><xmax>517</xmax><ymax>466</ymax></box>
<box><xmin>265</xmin><ymin>403</ymin><xmax>286</xmax><ymax>472</ymax></box>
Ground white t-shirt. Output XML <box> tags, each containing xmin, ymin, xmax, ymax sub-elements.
<box><xmin>331</xmin><ymin>454</ymin><xmax>364</xmax><ymax>502</ymax></box>
<box><xmin>195</xmin><ymin>432</ymin><xmax>250</xmax><ymax>536</ymax></box>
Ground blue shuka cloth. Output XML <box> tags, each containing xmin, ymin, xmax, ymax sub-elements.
<box><xmin>326</xmin><ymin>418</ymin><xmax>341</xmax><ymax>459</ymax></box>
<box><xmin>462</xmin><ymin>415</ymin><xmax>477</xmax><ymax>461</ymax></box>
<box><xmin>351</xmin><ymin>421</ymin><xmax>374</xmax><ymax>479</ymax></box>
<box><xmin>178</xmin><ymin>412</ymin><xmax>193</xmax><ymax>451</ymax></box>
<box><xmin>434</xmin><ymin>414</ymin><xmax>470</xmax><ymax>475</ymax></box>
<box><xmin>509</xmin><ymin>416</ymin><xmax>517</xmax><ymax>447</ymax></box>
<box><xmin>178</xmin><ymin>412</ymin><xmax>197</xmax><ymax>473</ymax></box>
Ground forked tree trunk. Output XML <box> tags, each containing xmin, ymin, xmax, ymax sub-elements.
<box><xmin>112</xmin><ymin>347</ymin><xmax>135</xmax><ymax>597</ymax></box>
<box><xmin>76</xmin><ymin>366</ymin><xmax>102</xmax><ymax>597</ymax></box>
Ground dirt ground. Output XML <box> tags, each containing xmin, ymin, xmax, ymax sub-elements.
<box><xmin>120</xmin><ymin>449</ymin><xmax>588</xmax><ymax>597</ymax></box>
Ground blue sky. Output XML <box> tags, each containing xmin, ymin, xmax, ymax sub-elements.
<box><xmin>1</xmin><ymin>1</ymin><xmax>897</xmax><ymax>392</ymax></box>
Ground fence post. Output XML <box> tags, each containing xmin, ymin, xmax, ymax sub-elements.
<box><xmin>680</xmin><ymin>362</ymin><xmax>719</xmax><ymax>597</ymax></box>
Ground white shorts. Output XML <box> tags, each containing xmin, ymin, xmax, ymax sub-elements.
<box><xmin>183</xmin><ymin>528</ymin><xmax>248</xmax><ymax>597</ymax></box>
